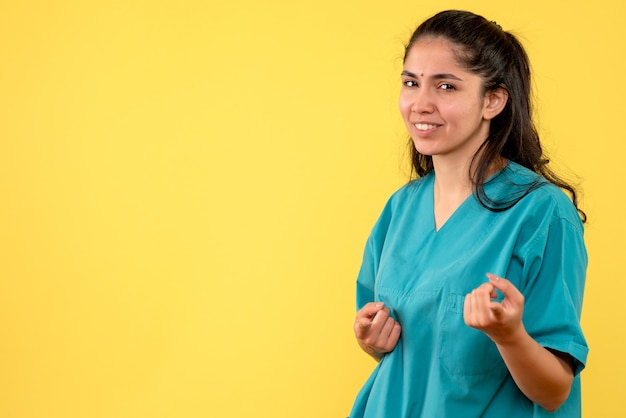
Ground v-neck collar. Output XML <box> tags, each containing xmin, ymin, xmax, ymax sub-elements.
<box><xmin>427</xmin><ymin>161</ymin><xmax>510</xmax><ymax>233</ymax></box>
<box><xmin>424</xmin><ymin>173</ymin><xmax>476</xmax><ymax>234</ymax></box>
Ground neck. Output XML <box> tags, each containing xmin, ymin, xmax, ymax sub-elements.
<box><xmin>432</xmin><ymin>154</ymin><xmax>506</xmax><ymax>196</ymax></box>
<box><xmin>431</xmin><ymin>155</ymin><xmax>506</xmax><ymax>231</ymax></box>
<box><xmin>432</xmin><ymin>157</ymin><xmax>474</xmax><ymax>200</ymax></box>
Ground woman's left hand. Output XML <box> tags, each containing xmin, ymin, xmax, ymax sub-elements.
<box><xmin>464</xmin><ymin>273</ymin><xmax>525</xmax><ymax>344</ymax></box>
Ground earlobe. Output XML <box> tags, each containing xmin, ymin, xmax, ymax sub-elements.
<box><xmin>484</xmin><ymin>88</ymin><xmax>509</xmax><ymax>120</ymax></box>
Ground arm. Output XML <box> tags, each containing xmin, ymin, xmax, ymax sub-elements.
<box><xmin>354</xmin><ymin>302</ymin><xmax>401</xmax><ymax>362</ymax></box>
<box><xmin>464</xmin><ymin>274</ymin><xmax>574</xmax><ymax>412</ymax></box>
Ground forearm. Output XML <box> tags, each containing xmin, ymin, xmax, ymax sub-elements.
<box><xmin>495</xmin><ymin>327</ymin><xmax>574</xmax><ymax>411</ymax></box>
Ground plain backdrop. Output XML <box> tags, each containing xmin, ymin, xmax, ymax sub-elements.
<box><xmin>1</xmin><ymin>0</ymin><xmax>624</xmax><ymax>416</ymax></box>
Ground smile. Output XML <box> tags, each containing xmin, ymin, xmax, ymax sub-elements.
<box><xmin>415</xmin><ymin>123</ymin><xmax>438</xmax><ymax>131</ymax></box>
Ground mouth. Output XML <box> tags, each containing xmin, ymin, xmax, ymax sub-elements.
<box><xmin>414</xmin><ymin>123</ymin><xmax>439</xmax><ymax>131</ymax></box>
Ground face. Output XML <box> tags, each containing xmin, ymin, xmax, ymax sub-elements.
<box><xmin>399</xmin><ymin>37</ymin><xmax>503</xmax><ymax>164</ymax></box>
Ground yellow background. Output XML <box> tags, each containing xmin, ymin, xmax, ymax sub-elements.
<box><xmin>1</xmin><ymin>0</ymin><xmax>623</xmax><ymax>417</ymax></box>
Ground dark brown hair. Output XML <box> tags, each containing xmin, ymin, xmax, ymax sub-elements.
<box><xmin>404</xmin><ymin>10</ymin><xmax>585</xmax><ymax>221</ymax></box>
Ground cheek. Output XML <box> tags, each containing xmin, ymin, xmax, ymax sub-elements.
<box><xmin>450</xmin><ymin>96</ymin><xmax>486</xmax><ymax>119</ymax></box>
<box><xmin>439</xmin><ymin>102</ymin><xmax>473</xmax><ymax>124</ymax></box>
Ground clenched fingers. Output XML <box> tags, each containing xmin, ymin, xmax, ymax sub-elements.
<box><xmin>354</xmin><ymin>303</ymin><xmax>401</xmax><ymax>354</ymax></box>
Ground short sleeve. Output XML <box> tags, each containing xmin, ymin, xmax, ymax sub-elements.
<box><xmin>355</xmin><ymin>195</ymin><xmax>396</xmax><ymax>310</ymax></box>
<box><xmin>520</xmin><ymin>215</ymin><xmax>588</xmax><ymax>375</ymax></box>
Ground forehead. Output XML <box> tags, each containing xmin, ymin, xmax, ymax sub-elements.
<box><xmin>403</xmin><ymin>36</ymin><xmax>466</xmax><ymax>73</ymax></box>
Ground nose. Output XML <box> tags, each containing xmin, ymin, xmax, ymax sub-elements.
<box><xmin>410</xmin><ymin>88</ymin><xmax>435</xmax><ymax>114</ymax></box>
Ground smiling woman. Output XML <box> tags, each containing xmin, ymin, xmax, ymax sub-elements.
<box><xmin>349</xmin><ymin>10</ymin><xmax>588</xmax><ymax>418</ymax></box>
<box><xmin>0</xmin><ymin>0</ymin><xmax>623</xmax><ymax>417</ymax></box>
<box><xmin>399</xmin><ymin>37</ymin><xmax>508</xmax><ymax>189</ymax></box>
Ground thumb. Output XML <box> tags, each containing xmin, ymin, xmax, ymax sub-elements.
<box><xmin>489</xmin><ymin>301</ymin><xmax>505</xmax><ymax>319</ymax></box>
<box><xmin>487</xmin><ymin>273</ymin><xmax>523</xmax><ymax>305</ymax></box>
<box><xmin>355</xmin><ymin>317</ymin><xmax>373</xmax><ymax>337</ymax></box>
<box><xmin>357</xmin><ymin>318</ymin><xmax>371</xmax><ymax>330</ymax></box>
<box><xmin>358</xmin><ymin>302</ymin><xmax>385</xmax><ymax>318</ymax></box>
<box><xmin>486</xmin><ymin>273</ymin><xmax>510</xmax><ymax>295</ymax></box>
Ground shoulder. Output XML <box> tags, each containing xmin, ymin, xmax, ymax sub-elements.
<box><xmin>366</xmin><ymin>174</ymin><xmax>432</xmax><ymax>240</ymax></box>
<box><xmin>500</xmin><ymin>161</ymin><xmax>583</xmax><ymax>233</ymax></box>
<box><xmin>387</xmin><ymin>174</ymin><xmax>432</xmax><ymax>208</ymax></box>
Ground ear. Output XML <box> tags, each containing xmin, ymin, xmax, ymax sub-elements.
<box><xmin>483</xmin><ymin>87</ymin><xmax>508</xmax><ymax>120</ymax></box>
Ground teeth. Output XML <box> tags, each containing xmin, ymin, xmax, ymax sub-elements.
<box><xmin>415</xmin><ymin>123</ymin><xmax>437</xmax><ymax>131</ymax></box>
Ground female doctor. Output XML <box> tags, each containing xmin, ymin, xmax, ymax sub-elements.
<box><xmin>350</xmin><ymin>10</ymin><xmax>588</xmax><ymax>418</ymax></box>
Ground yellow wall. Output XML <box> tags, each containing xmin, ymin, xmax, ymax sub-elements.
<box><xmin>0</xmin><ymin>0</ymin><xmax>623</xmax><ymax>417</ymax></box>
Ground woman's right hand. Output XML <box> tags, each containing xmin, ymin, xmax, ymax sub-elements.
<box><xmin>354</xmin><ymin>302</ymin><xmax>401</xmax><ymax>361</ymax></box>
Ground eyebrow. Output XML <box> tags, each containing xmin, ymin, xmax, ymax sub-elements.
<box><xmin>401</xmin><ymin>70</ymin><xmax>464</xmax><ymax>81</ymax></box>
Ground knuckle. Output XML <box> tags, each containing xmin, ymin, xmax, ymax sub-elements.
<box><xmin>364</xmin><ymin>335</ymin><xmax>378</xmax><ymax>346</ymax></box>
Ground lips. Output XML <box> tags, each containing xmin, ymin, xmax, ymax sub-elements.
<box><xmin>414</xmin><ymin>123</ymin><xmax>439</xmax><ymax>131</ymax></box>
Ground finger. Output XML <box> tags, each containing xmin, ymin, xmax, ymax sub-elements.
<box><xmin>355</xmin><ymin>304</ymin><xmax>385</xmax><ymax>337</ymax></box>
<box><xmin>378</xmin><ymin>316</ymin><xmax>397</xmax><ymax>341</ymax></box>
<box><xmin>489</xmin><ymin>301</ymin><xmax>505</xmax><ymax>320</ymax></box>
<box><xmin>389</xmin><ymin>322</ymin><xmax>402</xmax><ymax>344</ymax></box>
<box><xmin>377</xmin><ymin>317</ymin><xmax>401</xmax><ymax>351</ymax></box>
<box><xmin>480</xmin><ymin>273</ymin><xmax>498</xmax><ymax>299</ymax></box>
<box><xmin>355</xmin><ymin>317</ymin><xmax>371</xmax><ymax>332</ymax></box>
<box><xmin>354</xmin><ymin>307</ymin><xmax>389</xmax><ymax>342</ymax></box>
<box><xmin>464</xmin><ymin>291</ymin><xmax>482</xmax><ymax>327</ymax></box>
<box><xmin>370</xmin><ymin>307</ymin><xmax>391</xmax><ymax>330</ymax></box>
<box><xmin>361</xmin><ymin>312</ymin><xmax>393</xmax><ymax>348</ymax></box>
<box><xmin>357</xmin><ymin>302</ymin><xmax>385</xmax><ymax>319</ymax></box>
<box><xmin>487</xmin><ymin>274</ymin><xmax>523</xmax><ymax>305</ymax></box>
<box><xmin>384</xmin><ymin>322</ymin><xmax>402</xmax><ymax>351</ymax></box>
<box><xmin>474</xmin><ymin>283</ymin><xmax>495</xmax><ymax>321</ymax></box>
<box><xmin>464</xmin><ymin>290</ymin><xmax>485</xmax><ymax>321</ymax></box>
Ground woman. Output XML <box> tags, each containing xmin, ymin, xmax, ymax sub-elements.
<box><xmin>350</xmin><ymin>10</ymin><xmax>588</xmax><ymax>417</ymax></box>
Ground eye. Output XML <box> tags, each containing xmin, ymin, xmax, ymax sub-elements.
<box><xmin>403</xmin><ymin>79</ymin><xmax>418</xmax><ymax>88</ymax></box>
<box><xmin>439</xmin><ymin>83</ymin><xmax>455</xmax><ymax>91</ymax></box>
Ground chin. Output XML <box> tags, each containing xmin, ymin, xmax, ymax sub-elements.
<box><xmin>411</xmin><ymin>145</ymin><xmax>438</xmax><ymax>157</ymax></box>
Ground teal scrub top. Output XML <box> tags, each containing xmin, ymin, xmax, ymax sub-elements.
<box><xmin>350</xmin><ymin>161</ymin><xmax>588</xmax><ymax>418</ymax></box>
